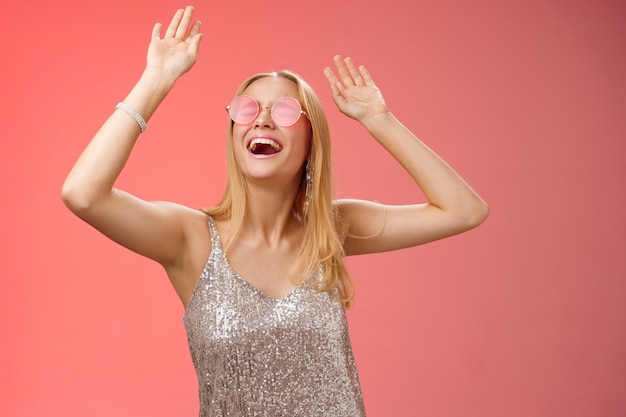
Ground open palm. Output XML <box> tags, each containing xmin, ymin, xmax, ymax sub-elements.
<box><xmin>324</xmin><ymin>55</ymin><xmax>389</xmax><ymax>123</ymax></box>
<box><xmin>146</xmin><ymin>6</ymin><xmax>202</xmax><ymax>79</ymax></box>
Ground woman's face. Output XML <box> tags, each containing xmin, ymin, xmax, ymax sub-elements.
<box><xmin>231</xmin><ymin>76</ymin><xmax>312</xmax><ymax>189</ymax></box>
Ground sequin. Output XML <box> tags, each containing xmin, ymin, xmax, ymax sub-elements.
<box><xmin>183</xmin><ymin>216</ymin><xmax>366</xmax><ymax>416</ymax></box>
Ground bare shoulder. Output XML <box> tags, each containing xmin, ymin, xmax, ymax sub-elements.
<box><xmin>161</xmin><ymin>204</ymin><xmax>212</xmax><ymax>307</ymax></box>
<box><xmin>170</xmin><ymin>204</ymin><xmax>212</xmax><ymax>256</ymax></box>
<box><xmin>171</xmin><ymin>204</ymin><xmax>210</xmax><ymax>231</ymax></box>
<box><xmin>334</xmin><ymin>198</ymin><xmax>388</xmax><ymax>241</ymax></box>
<box><xmin>334</xmin><ymin>198</ymin><xmax>434</xmax><ymax>255</ymax></box>
<box><xmin>148</xmin><ymin>201</ymin><xmax>211</xmax><ymax>247</ymax></box>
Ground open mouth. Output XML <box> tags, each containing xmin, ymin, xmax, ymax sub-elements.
<box><xmin>248</xmin><ymin>138</ymin><xmax>283</xmax><ymax>155</ymax></box>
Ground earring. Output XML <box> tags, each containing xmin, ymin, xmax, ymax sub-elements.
<box><xmin>305</xmin><ymin>161</ymin><xmax>314</xmax><ymax>208</ymax></box>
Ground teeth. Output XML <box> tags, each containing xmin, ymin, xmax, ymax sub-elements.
<box><xmin>249</xmin><ymin>138</ymin><xmax>282</xmax><ymax>152</ymax></box>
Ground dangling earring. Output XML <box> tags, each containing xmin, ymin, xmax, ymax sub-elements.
<box><xmin>304</xmin><ymin>160</ymin><xmax>314</xmax><ymax>211</ymax></box>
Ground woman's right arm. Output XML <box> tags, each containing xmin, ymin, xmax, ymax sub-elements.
<box><xmin>61</xmin><ymin>6</ymin><xmax>203</xmax><ymax>266</ymax></box>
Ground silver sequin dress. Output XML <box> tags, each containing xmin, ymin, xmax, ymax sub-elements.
<box><xmin>183</xmin><ymin>216</ymin><xmax>366</xmax><ymax>417</ymax></box>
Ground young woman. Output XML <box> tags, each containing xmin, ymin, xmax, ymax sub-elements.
<box><xmin>62</xmin><ymin>6</ymin><xmax>488</xmax><ymax>416</ymax></box>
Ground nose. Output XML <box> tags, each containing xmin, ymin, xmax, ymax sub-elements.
<box><xmin>254</xmin><ymin>106</ymin><xmax>274</xmax><ymax>128</ymax></box>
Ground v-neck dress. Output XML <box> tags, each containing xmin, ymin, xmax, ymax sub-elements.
<box><xmin>183</xmin><ymin>216</ymin><xmax>366</xmax><ymax>417</ymax></box>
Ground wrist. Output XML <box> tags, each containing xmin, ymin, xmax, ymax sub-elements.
<box><xmin>138</xmin><ymin>67</ymin><xmax>178</xmax><ymax>93</ymax></box>
<box><xmin>118</xmin><ymin>69</ymin><xmax>176</xmax><ymax>124</ymax></box>
<box><xmin>361</xmin><ymin>111</ymin><xmax>396</xmax><ymax>133</ymax></box>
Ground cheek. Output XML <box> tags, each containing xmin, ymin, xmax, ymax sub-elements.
<box><xmin>230</xmin><ymin>128</ymin><xmax>249</xmax><ymax>166</ymax></box>
<box><xmin>231</xmin><ymin>125</ymin><xmax>249</xmax><ymax>150</ymax></box>
<box><xmin>232</xmin><ymin>124</ymin><xmax>246</xmax><ymax>139</ymax></box>
<box><xmin>287</xmin><ymin>129</ymin><xmax>311</xmax><ymax>159</ymax></box>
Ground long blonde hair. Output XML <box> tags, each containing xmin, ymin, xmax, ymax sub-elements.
<box><xmin>202</xmin><ymin>70</ymin><xmax>354</xmax><ymax>307</ymax></box>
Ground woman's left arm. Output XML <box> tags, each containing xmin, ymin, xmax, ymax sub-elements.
<box><xmin>324</xmin><ymin>55</ymin><xmax>489</xmax><ymax>256</ymax></box>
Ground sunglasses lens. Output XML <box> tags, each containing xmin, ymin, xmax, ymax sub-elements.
<box><xmin>271</xmin><ymin>97</ymin><xmax>302</xmax><ymax>126</ymax></box>
<box><xmin>228</xmin><ymin>96</ymin><xmax>259</xmax><ymax>124</ymax></box>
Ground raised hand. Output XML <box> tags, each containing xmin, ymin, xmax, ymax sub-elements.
<box><xmin>323</xmin><ymin>55</ymin><xmax>389</xmax><ymax>124</ymax></box>
<box><xmin>146</xmin><ymin>6</ymin><xmax>203</xmax><ymax>80</ymax></box>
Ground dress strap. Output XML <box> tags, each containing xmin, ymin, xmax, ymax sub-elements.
<box><xmin>206</xmin><ymin>215</ymin><xmax>223</xmax><ymax>255</ymax></box>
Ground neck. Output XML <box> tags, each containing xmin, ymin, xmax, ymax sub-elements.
<box><xmin>240</xmin><ymin>180</ymin><xmax>302</xmax><ymax>246</ymax></box>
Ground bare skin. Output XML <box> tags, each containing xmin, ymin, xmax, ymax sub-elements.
<box><xmin>61</xmin><ymin>6</ymin><xmax>488</xmax><ymax>307</ymax></box>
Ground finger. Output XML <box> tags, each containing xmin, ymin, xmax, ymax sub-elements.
<box><xmin>359</xmin><ymin>65</ymin><xmax>376</xmax><ymax>87</ymax></box>
<box><xmin>187</xmin><ymin>20</ymin><xmax>202</xmax><ymax>40</ymax></box>
<box><xmin>175</xmin><ymin>6</ymin><xmax>195</xmax><ymax>39</ymax></box>
<box><xmin>188</xmin><ymin>32</ymin><xmax>203</xmax><ymax>56</ymax></box>
<box><xmin>345</xmin><ymin>57</ymin><xmax>364</xmax><ymax>86</ymax></box>
<box><xmin>164</xmin><ymin>8</ymin><xmax>184</xmax><ymax>38</ymax></box>
<box><xmin>324</xmin><ymin>67</ymin><xmax>348</xmax><ymax>109</ymax></box>
<box><xmin>323</xmin><ymin>66</ymin><xmax>337</xmax><ymax>87</ymax></box>
<box><xmin>152</xmin><ymin>23</ymin><xmax>162</xmax><ymax>40</ymax></box>
<box><xmin>323</xmin><ymin>67</ymin><xmax>343</xmax><ymax>96</ymax></box>
<box><xmin>333</xmin><ymin>55</ymin><xmax>354</xmax><ymax>87</ymax></box>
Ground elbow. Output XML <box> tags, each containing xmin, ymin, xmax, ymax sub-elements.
<box><xmin>61</xmin><ymin>179</ymin><xmax>86</xmax><ymax>213</ymax></box>
<box><xmin>465</xmin><ymin>200</ymin><xmax>490</xmax><ymax>230</ymax></box>
<box><xmin>446</xmin><ymin>198</ymin><xmax>489</xmax><ymax>234</ymax></box>
<box><xmin>61</xmin><ymin>178</ymin><xmax>99</xmax><ymax>215</ymax></box>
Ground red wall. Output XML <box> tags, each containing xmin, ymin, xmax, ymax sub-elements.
<box><xmin>3</xmin><ymin>0</ymin><xmax>625</xmax><ymax>416</ymax></box>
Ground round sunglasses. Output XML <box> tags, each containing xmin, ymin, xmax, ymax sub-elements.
<box><xmin>226</xmin><ymin>95</ymin><xmax>307</xmax><ymax>127</ymax></box>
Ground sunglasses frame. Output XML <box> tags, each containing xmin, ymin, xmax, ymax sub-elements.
<box><xmin>226</xmin><ymin>95</ymin><xmax>307</xmax><ymax>127</ymax></box>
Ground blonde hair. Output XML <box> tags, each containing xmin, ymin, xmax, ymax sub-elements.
<box><xmin>202</xmin><ymin>70</ymin><xmax>354</xmax><ymax>307</ymax></box>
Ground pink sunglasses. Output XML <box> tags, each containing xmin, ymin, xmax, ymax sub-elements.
<box><xmin>226</xmin><ymin>95</ymin><xmax>307</xmax><ymax>127</ymax></box>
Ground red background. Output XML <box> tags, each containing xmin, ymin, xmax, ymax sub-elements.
<box><xmin>3</xmin><ymin>0</ymin><xmax>625</xmax><ymax>416</ymax></box>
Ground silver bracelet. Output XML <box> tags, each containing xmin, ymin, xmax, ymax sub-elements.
<box><xmin>115</xmin><ymin>102</ymin><xmax>147</xmax><ymax>133</ymax></box>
